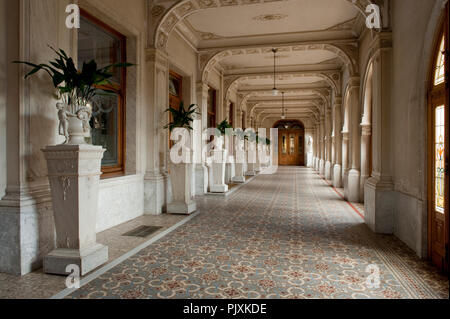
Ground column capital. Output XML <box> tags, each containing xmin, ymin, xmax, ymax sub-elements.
<box><xmin>196</xmin><ymin>81</ymin><xmax>209</xmax><ymax>94</ymax></box>
<box><xmin>145</xmin><ymin>48</ymin><xmax>168</xmax><ymax>67</ymax></box>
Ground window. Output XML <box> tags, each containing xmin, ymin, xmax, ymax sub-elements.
<box><xmin>78</xmin><ymin>10</ymin><xmax>126</xmax><ymax>177</ymax></box>
<box><xmin>207</xmin><ymin>88</ymin><xmax>216</xmax><ymax>129</ymax></box>
<box><xmin>434</xmin><ymin>36</ymin><xmax>446</xmax><ymax>86</ymax></box>
<box><xmin>435</xmin><ymin>105</ymin><xmax>446</xmax><ymax>213</ymax></box>
<box><xmin>169</xmin><ymin>71</ymin><xmax>183</xmax><ymax>148</ymax></box>
<box><xmin>229</xmin><ymin>103</ymin><xmax>234</xmax><ymax>127</ymax></box>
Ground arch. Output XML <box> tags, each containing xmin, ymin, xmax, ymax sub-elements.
<box><xmin>223</xmin><ymin>72</ymin><xmax>341</xmax><ymax>103</ymax></box>
<box><xmin>273</xmin><ymin>119</ymin><xmax>305</xmax><ymax>130</ymax></box>
<box><xmin>203</xmin><ymin>45</ymin><xmax>355</xmax><ymax>84</ymax></box>
<box><xmin>151</xmin><ymin>0</ymin><xmax>379</xmax><ymax>52</ymax></box>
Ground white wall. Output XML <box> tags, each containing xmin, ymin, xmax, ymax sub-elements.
<box><xmin>0</xmin><ymin>0</ymin><xmax>7</xmax><ymax>198</ymax></box>
<box><xmin>391</xmin><ymin>0</ymin><xmax>443</xmax><ymax>257</ymax></box>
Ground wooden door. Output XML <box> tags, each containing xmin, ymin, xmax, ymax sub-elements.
<box><xmin>428</xmin><ymin>6</ymin><xmax>448</xmax><ymax>274</ymax></box>
<box><xmin>278</xmin><ymin>129</ymin><xmax>305</xmax><ymax>166</ymax></box>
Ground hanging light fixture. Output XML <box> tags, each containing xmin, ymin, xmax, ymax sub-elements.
<box><xmin>272</xmin><ymin>48</ymin><xmax>280</xmax><ymax>96</ymax></box>
<box><xmin>281</xmin><ymin>92</ymin><xmax>286</xmax><ymax>120</ymax></box>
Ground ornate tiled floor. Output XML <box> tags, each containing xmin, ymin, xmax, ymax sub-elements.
<box><xmin>62</xmin><ymin>167</ymin><xmax>448</xmax><ymax>299</ymax></box>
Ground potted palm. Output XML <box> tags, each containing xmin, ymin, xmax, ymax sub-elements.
<box><xmin>164</xmin><ymin>102</ymin><xmax>199</xmax><ymax>214</ymax></box>
<box><xmin>14</xmin><ymin>47</ymin><xmax>133</xmax><ymax>276</ymax></box>
<box><xmin>14</xmin><ymin>46</ymin><xmax>133</xmax><ymax>145</ymax></box>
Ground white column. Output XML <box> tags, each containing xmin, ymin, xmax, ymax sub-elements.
<box><xmin>360</xmin><ymin>124</ymin><xmax>372</xmax><ymax>202</ymax></box>
<box><xmin>365</xmin><ymin>32</ymin><xmax>395</xmax><ymax>234</ymax></box>
<box><xmin>333</xmin><ymin>97</ymin><xmax>343</xmax><ymax>188</ymax></box>
<box><xmin>325</xmin><ymin>109</ymin><xmax>332</xmax><ymax>180</ymax></box>
<box><xmin>319</xmin><ymin>116</ymin><xmax>325</xmax><ymax>175</ymax></box>
<box><xmin>346</xmin><ymin>80</ymin><xmax>361</xmax><ymax>203</ymax></box>
<box><xmin>194</xmin><ymin>82</ymin><xmax>209</xmax><ymax>195</ymax></box>
<box><xmin>144</xmin><ymin>48</ymin><xmax>169</xmax><ymax>215</ymax></box>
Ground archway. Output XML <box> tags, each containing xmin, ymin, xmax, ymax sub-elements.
<box><xmin>273</xmin><ymin>120</ymin><xmax>305</xmax><ymax>166</ymax></box>
<box><xmin>427</xmin><ymin>4</ymin><xmax>449</xmax><ymax>273</ymax></box>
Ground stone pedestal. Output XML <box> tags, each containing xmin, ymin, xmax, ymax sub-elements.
<box><xmin>167</xmin><ymin>160</ymin><xmax>197</xmax><ymax>215</ymax></box>
<box><xmin>42</xmin><ymin>145</ymin><xmax>108</xmax><ymax>276</ymax></box>
<box><xmin>225</xmin><ymin>156</ymin><xmax>235</xmax><ymax>184</ymax></box>
<box><xmin>209</xmin><ymin>150</ymin><xmax>229</xmax><ymax>193</ymax></box>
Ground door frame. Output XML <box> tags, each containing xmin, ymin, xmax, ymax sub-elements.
<box><xmin>274</xmin><ymin>120</ymin><xmax>306</xmax><ymax>167</ymax></box>
<box><xmin>427</xmin><ymin>3</ymin><xmax>449</xmax><ymax>274</ymax></box>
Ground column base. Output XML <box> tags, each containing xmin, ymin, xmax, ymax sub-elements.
<box><xmin>232</xmin><ymin>176</ymin><xmax>246</xmax><ymax>183</ymax></box>
<box><xmin>325</xmin><ymin>161</ymin><xmax>332</xmax><ymax>180</ymax></box>
<box><xmin>360</xmin><ymin>175</ymin><xmax>370</xmax><ymax>203</ymax></box>
<box><xmin>333</xmin><ymin>164</ymin><xmax>342</xmax><ymax>188</ymax></box>
<box><xmin>44</xmin><ymin>244</ymin><xmax>108</xmax><ymax>276</ymax></box>
<box><xmin>167</xmin><ymin>201</ymin><xmax>197</xmax><ymax>215</ymax></box>
<box><xmin>144</xmin><ymin>173</ymin><xmax>166</xmax><ymax>215</ymax></box>
<box><xmin>319</xmin><ymin>159</ymin><xmax>325</xmax><ymax>175</ymax></box>
<box><xmin>365</xmin><ymin>176</ymin><xmax>394</xmax><ymax>234</ymax></box>
<box><xmin>347</xmin><ymin>169</ymin><xmax>361</xmax><ymax>203</ymax></box>
<box><xmin>210</xmin><ymin>184</ymin><xmax>229</xmax><ymax>193</ymax></box>
<box><xmin>245</xmin><ymin>171</ymin><xmax>256</xmax><ymax>176</ymax></box>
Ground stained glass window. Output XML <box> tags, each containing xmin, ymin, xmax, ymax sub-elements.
<box><xmin>434</xmin><ymin>36</ymin><xmax>445</xmax><ymax>86</ymax></box>
<box><xmin>290</xmin><ymin>135</ymin><xmax>295</xmax><ymax>155</ymax></box>
<box><xmin>435</xmin><ymin>105</ymin><xmax>445</xmax><ymax>214</ymax></box>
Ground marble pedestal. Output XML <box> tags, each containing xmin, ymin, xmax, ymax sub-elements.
<box><xmin>167</xmin><ymin>161</ymin><xmax>197</xmax><ymax>215</ymax></box>
<box><xmin>209</xmin><ymin>150</ymin><xmax>229</xmax><ymax>193</ymax></box>
<box><xmin>225</xmin><ymin>156</ymin><xmax>235</xmax><ymax>184</ymax></box>
<box><xmin>42</xmin><ymin>144</ymin><xmax>108</xmax><ymax>276</ymax></box>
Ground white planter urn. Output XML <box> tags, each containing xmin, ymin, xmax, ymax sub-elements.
<box><xmin>209</xmin><ymin>148</ymin><xmax>229</xmax><ymax>193</ymax></box>
<box><xmin>167</xmin><ymin>151</ymin><xmax>197</xmax><ymax>215</ymax></box>
<box><xmin>42</xmin><ymin>144</ymin><xmax>108</xmax><ymax>276</ymax></box>
<box><xmin>232</xmin><ymin>136</ymin><xmax>246</xmax><ymax>183</ymax></box>
<box><xmin>246</xmin><ymin>140</ymin><xmax>257</xmax><ymax>176</ymax></box>
<box><xmin>41</xmin><ymin>102</ymin><xmax>108</xmax><ymax>276</ymax></box>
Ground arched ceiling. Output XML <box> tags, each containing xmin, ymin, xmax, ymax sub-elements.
<box><xmin>184</xmin><ymin>0</ymin><xmax>361</xmax><ymax>47</ymax></box>
<box><xmin>160</xmin><ymin>0</ymin><xmax>374</xmax><ymax>127</ymax></box>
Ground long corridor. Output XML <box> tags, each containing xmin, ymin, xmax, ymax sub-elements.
<box><xmin>63</xmin><ymin>167</ymin><xmax>448</xmax><ymax>299</ymax></box>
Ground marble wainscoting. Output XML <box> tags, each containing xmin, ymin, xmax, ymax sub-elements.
<box><xmin>97</xmin><ymin>174</ymin><xmax>145</xmax><ymax>233</ymax></box>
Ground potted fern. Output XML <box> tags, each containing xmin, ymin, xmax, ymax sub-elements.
<box><xmin>164</xmin><ymin>102</ymin><xmax>199</xmax><ymax>214</ymax></box>
<box><xmin>14</xmin><ymin>46</ymin><xmax>133</xmax><ymax>145</ymax></box>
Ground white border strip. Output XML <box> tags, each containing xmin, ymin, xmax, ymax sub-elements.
<box><xmin>51</xmin><ymin>211</ymin><xmax>201</xmax><ymax>300</ymax></box>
